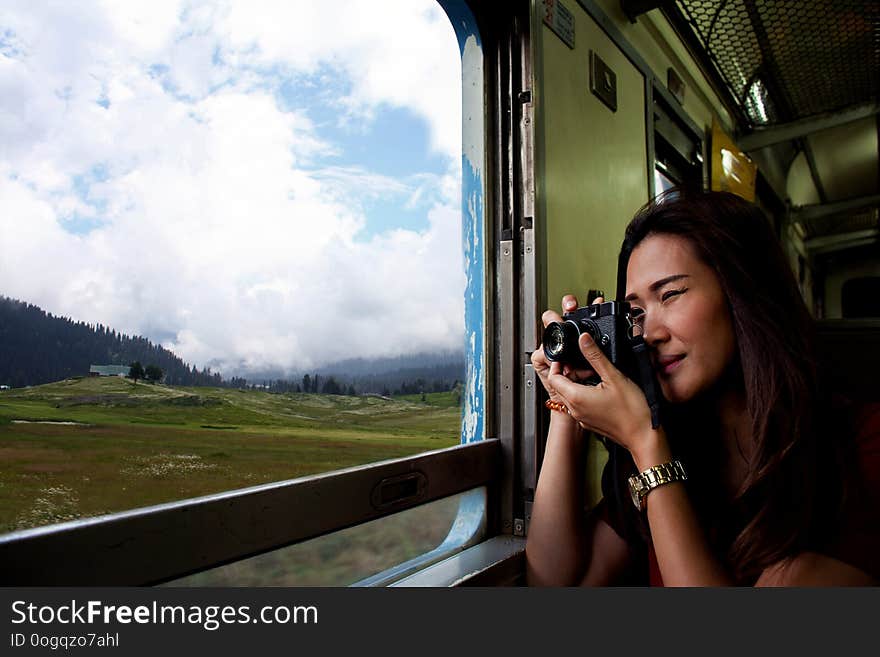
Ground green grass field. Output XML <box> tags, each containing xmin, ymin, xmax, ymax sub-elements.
<box><xmin>0</xmin><ymin>377</ymin><xmax>462</xmax><ymax>536</ymax></box>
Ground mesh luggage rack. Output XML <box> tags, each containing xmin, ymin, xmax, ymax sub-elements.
<box><xmin>667</xmin><ymin>1</ymin><xmax>879</xmax><ymax>128</ymax></box>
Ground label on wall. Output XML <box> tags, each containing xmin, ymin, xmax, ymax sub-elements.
<box><xmin>542</xmin><ymin>0</ymin><xmax>575</xmax><ymax>50</ymax></box>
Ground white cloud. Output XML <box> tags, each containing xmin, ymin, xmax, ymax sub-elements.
<box><xmin>217</xmin><ymin>0</ymin><xmax>461</xmax><ymax>161</ymax></box>
<box><xmin>0</xmin><ymin>0</ymin><xmax>464</xmax><ymax>376</ymax></box>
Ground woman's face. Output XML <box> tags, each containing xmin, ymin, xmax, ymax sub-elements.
<box><xmin>625</xmin><ymin>233</ymin><xmax>737</xmax><ymax>404</ymax></box>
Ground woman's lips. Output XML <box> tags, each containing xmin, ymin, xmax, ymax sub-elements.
<box><xmin>657</xmin><ymin>355</ymin><xmax>685</xmax><ymax>375</ymax></box>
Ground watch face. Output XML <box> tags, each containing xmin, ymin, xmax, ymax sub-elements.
<box><xmin>628</xmin><ymin>476</ymin><xmax>643</xmax><ymax>510</ymax></box>
<box><xmin>630</xmin><ymin>487</ymin><xmax>641</xmax><ymax>510</ymax></box>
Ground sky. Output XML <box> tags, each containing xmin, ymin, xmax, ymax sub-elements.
<box><xmin>0</xmin><ymin>0</ymin><xmax>464</xmax><ymax>377</ymax></box>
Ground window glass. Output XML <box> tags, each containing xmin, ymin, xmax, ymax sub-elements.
<box><xmin>166</xmin><ymin>489</ymin><xmax>483</xmax><ymax>586</ymax></box>
<box><xmin>0</xmin><ymin>1</ymin><xmax>466</xmax><ymax>534</ymax></box>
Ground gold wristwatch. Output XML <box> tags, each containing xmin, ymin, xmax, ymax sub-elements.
<box><xmin>628</xmin><ymin>460</ymin><xmax>688</xmax><ymax>511</ymax></box>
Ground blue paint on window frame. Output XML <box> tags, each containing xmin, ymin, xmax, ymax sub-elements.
<box><xmin>438</xmin><ymin>0</ymin><xmax>485</xmax><ymax>446</ymax></box>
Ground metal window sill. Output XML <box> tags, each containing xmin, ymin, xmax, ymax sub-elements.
<box><xmin>389</xmin><ymin>535</ymin><xmax>526</xmax><ymax>587</ymax></box>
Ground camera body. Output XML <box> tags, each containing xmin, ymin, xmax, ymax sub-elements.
<box><xmin>542</xmin><ymin>301</ymin><xmax>632</xmax><ymax>381</ymax></box>
<box><xmin>542</xmin><ymin>299</ymin><xmax>662</xmax><ymax>427</ymax></box>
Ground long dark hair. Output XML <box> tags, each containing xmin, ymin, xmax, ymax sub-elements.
<box><xmin>605</xmin><ymin>190</ymin><xmax>850</xmax><ymax>582</ymax></box>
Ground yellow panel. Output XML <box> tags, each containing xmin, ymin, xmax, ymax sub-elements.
<box><xmin>710</xmin><ymin>120</ymin><xmax>757</xmax><ymax>201</ymax></box>
<box><xmin>536</xmin><ymin>1</ymin><xmax>648</xmax><ymax>505</ymax></box>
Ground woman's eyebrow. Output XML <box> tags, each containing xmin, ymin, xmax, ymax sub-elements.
<box><xmin>624</xmin><ymin>274</ymin><xmax>690</xmax><ymax>301</ymax></box>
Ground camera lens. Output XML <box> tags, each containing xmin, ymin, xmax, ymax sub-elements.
<box><xmin>544</xmin><ymin>323</ymin><xmax>567</xmax><ymax>359</ymax></box>
<box><xmin>542</xmin><ymin>320</ymin><xmax>588</xmax><ymax>368</ymax></box>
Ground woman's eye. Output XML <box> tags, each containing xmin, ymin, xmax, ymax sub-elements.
<box><xmin>661</xmin><ymin>288</ymin><xmax>687</xmax><ymax>302</ymax></box>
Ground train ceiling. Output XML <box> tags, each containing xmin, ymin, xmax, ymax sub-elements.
<box><xmin>646</xmin><ymin>0</ymin><xmax>880</xmax><ymax>249</ymax></box>
<box><xmin>667</xmin><ymin>0</ymin><xmax>878</xmax><ymax>128</ymax></box>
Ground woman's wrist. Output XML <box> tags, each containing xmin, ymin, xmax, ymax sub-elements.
<box><xmin>629</xmin><ymin>427</ymin><xmax>673</xmax><ymax>472</ymax></box>
<box><xmin>548</xmin><ymin>406</ymin><xmax>583</xmax><ymax>434</ymax></box>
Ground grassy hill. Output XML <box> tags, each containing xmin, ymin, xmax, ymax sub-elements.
<box><xmin>0</xmin><ymin>377</ymin><xmax>461</xmax><ymax>536</ymax></box>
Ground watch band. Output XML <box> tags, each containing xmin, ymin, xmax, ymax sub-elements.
<box><xmin>628</xmin><ymin>459</ymin><xmax>687</xmax><ymax>511</ymax></box>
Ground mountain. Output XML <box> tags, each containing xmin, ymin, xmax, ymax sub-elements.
<box><xmin>244</xmin><ymin>351</ymin><xmax>465</xmax><ymax>394</ymax></box>
<box><xmin>0</xmin><ymin>296</ymin><xmax>230</xmax><ymax>388</ymax></box>
<box><xmin>0</xmin><ymin>296</ymin><xmax>465</xmax><ymax>394</ymax></box>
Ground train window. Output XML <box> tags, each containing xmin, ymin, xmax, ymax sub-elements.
<box><xmin>652</xmin><ymin>93</ymin><xmax>702</xmax><ymax>196</ymax></box>
<box><xmin>0</xmin><ymin>0</ymin><xmax>486</xmax><ymax>580</ymax></box>
<box><xmin>654</xmin><ymin>166</ymin><xmax>677</xmax><ymax>197</ymax></box>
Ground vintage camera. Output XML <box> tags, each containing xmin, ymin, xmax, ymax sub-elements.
<box><xmin>542</xmin><ymin>299</ymin><xmax>661</xmax><ymax>427</ymax></box>
<box><xmin>542</xmin><ymin>300</ymin><xmax>633</xmax><ymax>382</ymax></box>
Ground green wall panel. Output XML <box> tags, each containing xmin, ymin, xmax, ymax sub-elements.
<box><xmin>536</xmin><ymin>1</ymin><xmax>649</xmax><ymax>504</ymax></box>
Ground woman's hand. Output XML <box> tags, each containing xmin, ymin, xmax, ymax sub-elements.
<box><xmin>545</xmin><ymin>305</ymin><xmax>665</xmax><ymax>463</ymax></box>
<box><xmin>531</xmin><ymin>294</ymin><xmax>597</xmax><ymax>404</ymax></box>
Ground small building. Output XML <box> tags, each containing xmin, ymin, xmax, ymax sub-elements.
<box><xmin>89</xmin><ymin>365</ymin><xmax>130</xmax><ymax>377</ymax></box>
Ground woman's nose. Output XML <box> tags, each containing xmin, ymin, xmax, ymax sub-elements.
<box><xmin>642</xmin><ymin>312</ymin><xmax>670</xmax><ymax>346</ymax></box>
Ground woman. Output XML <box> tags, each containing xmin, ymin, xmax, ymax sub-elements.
<box><xmin>525</xmin><ymin>190</ymin><xmax>880</xmax><ymax>586</ymax></box>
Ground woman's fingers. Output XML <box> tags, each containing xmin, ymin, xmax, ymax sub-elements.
<box><xmin>563</xmin><ymin>364</ymin><xmax>596</xmax><ymax>381</ymax></box>
<box><xmin>541</xmin><ymin>309</ymin><xmax>563</xmax><ymax>328</ymax></box>
<box><xmin>576</xmin><ymin>333</ymin><xmax>618</xmax><ymax>382</ymax></box>
<box><xmin>542</xmin><ymin>292</ymin><xmax>586</xmax><ymax>331</ymax></box>
<box><xmin>571</xmin><ymin>366</ymin><xmax>597</xmax><ymax>382</ymax></box>
<box><xmin>530</xmin><ymin>347</ymin><xmax>546</xmax><ymax>369</ymax></box>
<box><xmin>559</xmin><ymin>292</ymin><xmax>606</xmax><ymax>314</ymax></box>
<box><xmin>547</xmin><ymin>367</ymin><xmax>585</xmax><ymax>406</ymax></box>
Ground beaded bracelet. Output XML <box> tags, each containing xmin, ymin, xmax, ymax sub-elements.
<box><xmin>544</xmin><ymin>399</ymin><xmax>569</xmax><ymax>414</ymax></box>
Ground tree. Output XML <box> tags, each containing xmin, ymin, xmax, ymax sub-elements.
<box><xmin>145</xmin><ymin>364</ymin><xmax>164</xmax><ymax>384</ymax></box>
<box><xmin>302</xmin><ymin>374</ymin><xmax>311</xmax><ymax>394</ymax></box>
<box><xmin>321</xmin><ymin>376</ymin><xmax>341</xmax><ymax>395</ymax></box>
<box><xmin>128</xmin><ymin>361</ymin><xmax>145</xmax><ymax>383</ymax></box>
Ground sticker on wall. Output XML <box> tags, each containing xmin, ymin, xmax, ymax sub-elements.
<box><xmin>542</xmin><ymin>0</ymin><xmax>575</xmax><ymax>50</ymax></box>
